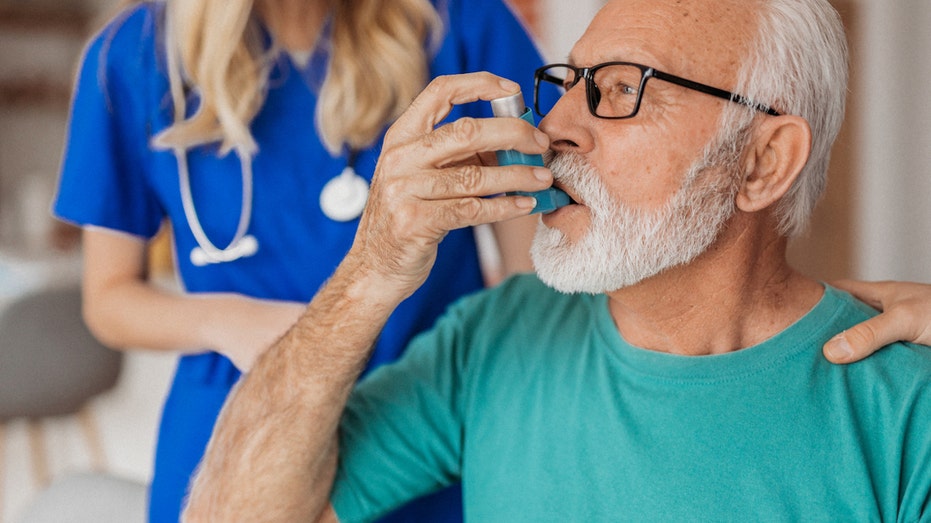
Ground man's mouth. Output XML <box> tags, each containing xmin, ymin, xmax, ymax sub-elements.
<box><xmin>552</xmin><ymin>181</ymin><xmax>581</xmax><ymax>206</ymax></box>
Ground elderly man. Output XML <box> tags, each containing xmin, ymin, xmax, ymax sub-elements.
<box><xmin>185</xmin><ymin>0</ymin><xmax>931</xmax><ymax>521</ymax></box>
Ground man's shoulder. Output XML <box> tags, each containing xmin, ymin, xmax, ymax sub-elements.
<box><xmin>829</xmin><ymin>285</ymin><xmax>931</xmax><ymax>360</ymax></box>
<box><xmin>846</xmin><ymin>338</ymin><xmax>931</xmax><ymax>388</ymax></box>
<box><xmin>458</xmin><ymin>272</ymin><xmax>584</xmax><ymax>313</ymax></box>
<box><xmin>489</xmin><ymin>272</ymin><xmax>558</xmax><ymax>297</ymax></box>
<box><xmin>827</xmin><ymin>285</ymin><xmax>931</xmax><ymax>392</ymax></box>
<box><xmin>442</xmin><ymin>272</ymin><xmax>597</xmax><ymax>341</ymax></box>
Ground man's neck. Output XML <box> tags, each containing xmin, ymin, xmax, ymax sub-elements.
<box><xmin>605</xmin><ymin>216</ymin><xmax>824</xmax><ymax>356</ymax></box>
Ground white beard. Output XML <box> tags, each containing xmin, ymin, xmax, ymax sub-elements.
<box><xmin>531</xmin><ymin>128</ymin><xmax>748</xmax><ymax>295</ymax></box>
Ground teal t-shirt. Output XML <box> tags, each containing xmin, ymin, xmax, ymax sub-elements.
<box><xmin>332</xmin><ymin>274</ymin><xmax>931</xmax><ymax>522</ymax></box>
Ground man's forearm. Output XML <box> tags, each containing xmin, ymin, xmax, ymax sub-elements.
<box><xmin>183</xmin><ymin>255</ymin><xmax>401</xmax><ymax>522</ymax></box>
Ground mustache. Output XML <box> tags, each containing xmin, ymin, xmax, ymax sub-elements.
<box><xmin>543</xmin><ymin>150</ymin><xmax>590</xmax><ymax>181</ymax></box>
<box><xmin>546</xmin><ymin>150</ymin><xmax>592</xmax><ymax>184</ymax></box>
<box><xmin>542</xmin><ymin>151</ymin><xmax>601</xmax><ymax>209</ymax></box>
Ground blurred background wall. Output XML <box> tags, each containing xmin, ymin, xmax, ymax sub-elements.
<box><xmin>854</xmin><ymin>1</ymin><xmax>931</xmax><ymax>283</ymax></box>
<box><xmin>0</xmin><ymin>0</ymin><xmax>118</xmax><ymax>254</ymax></box>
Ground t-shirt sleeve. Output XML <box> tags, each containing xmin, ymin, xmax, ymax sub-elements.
<box><xmin>330</xmin><ymin>300</ymin><xmax>471</xmax><ymax>522</ymax></box>
<box><xmin>52</xmin><ymin>9</ymin><xmax>164</xmax><ymax>238</ymax></box>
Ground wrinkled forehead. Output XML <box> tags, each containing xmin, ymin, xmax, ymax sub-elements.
<box><xmin>570</xmin><ymin>0</ymin><xmax>760</xmax><ymax>86</ymax></box>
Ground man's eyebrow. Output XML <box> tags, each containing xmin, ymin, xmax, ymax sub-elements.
<box><xmin>564</xmin><ymin>56</ymin><xmax>625</xmax><ymax>67</ymax></box>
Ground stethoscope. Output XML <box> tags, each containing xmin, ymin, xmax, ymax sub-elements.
<box><xmin>175</xmin><ymin>147</ymin><xmax>370</xmax><ymax>266</ymax></box>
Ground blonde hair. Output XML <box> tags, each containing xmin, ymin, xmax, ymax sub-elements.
<box><xmin>152</xmin><ymin>0</ymin><xmax>441</xmax><ymax>157</ymax></box>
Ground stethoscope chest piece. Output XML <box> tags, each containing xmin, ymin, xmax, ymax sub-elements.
<box><xmin>320</xmin><ymin>165</ymin><xmax>369</xmax><ymax>222</ymax></box>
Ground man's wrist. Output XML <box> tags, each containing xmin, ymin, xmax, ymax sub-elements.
<box><xmin>335</xmin><ymin>251</ymin><xmax>420</xmax><ymax>313</ymax></box>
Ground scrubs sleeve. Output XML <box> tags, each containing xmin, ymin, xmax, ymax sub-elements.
<box><xmin>331</xmin><ymin>296</ymin><xmax>476</xmax><ymax>522</ymax></box>
<box><xmin>448</xmin><ymin>0</ymin><xmax>546</xmax><ymax>119</ymax></box>
<box><xmin>53</xmin><ymin>11</ymin><xmax>164</xmax><ymax>239</ymax></box>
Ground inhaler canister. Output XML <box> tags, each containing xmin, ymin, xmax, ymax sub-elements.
<box><xmin>491</xmin><ymin>92</ymin><xmax>571</xmax><ymax>214</ymax></box>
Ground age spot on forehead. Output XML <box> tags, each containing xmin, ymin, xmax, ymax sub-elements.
<box><xmin>676</xmin><ymin>0</ymin><xmax>689</xmax><ymax>17</ymax></box>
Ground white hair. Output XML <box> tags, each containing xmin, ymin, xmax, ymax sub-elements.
<box><xmin>728</xmin><ymin>0</ymin><xmax>849</xmax><ymax>237</ymax></box>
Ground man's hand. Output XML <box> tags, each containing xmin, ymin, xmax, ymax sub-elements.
<box><xmin>823</xmin><ymin>280</ymin><xmax>931</xmax><ymax>363</ymax></box>
<box><xmin>348</xmin><ymin>72</ymin><xmax>552</xmax><ymax>302</ymax></box>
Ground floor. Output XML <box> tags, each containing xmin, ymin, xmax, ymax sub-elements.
<box><xmin>1</xmin><ymin>348</ymin><xmax>176</xmax><ymax>523</ymax></box>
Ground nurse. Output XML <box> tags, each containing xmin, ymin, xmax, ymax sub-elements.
<box><xmin>53</xmin><ymin>0</ymin><xmax>543</xmax><ymax>521</ymax></box>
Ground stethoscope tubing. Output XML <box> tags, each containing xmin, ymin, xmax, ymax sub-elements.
<box><xmin>175</xmin><ymin>147</ymin><xmax>258</xmax><ymax>266</ymax></box>
<box><xmin>175</xmin><ymin>146</ymin><xmax>368</xmax><ymax>266</ymax></box>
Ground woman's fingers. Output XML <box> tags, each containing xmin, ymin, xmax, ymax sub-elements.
<box><xmin>824</xmin><ymin>280</ymin><xmax>931</xmax><ymax>363</ymax></box>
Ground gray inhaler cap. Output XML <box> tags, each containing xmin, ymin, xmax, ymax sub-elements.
<box><xmin>490</xmin><ymin>92</ymin><xmax>526</xmax><ymax>118</ymax></box>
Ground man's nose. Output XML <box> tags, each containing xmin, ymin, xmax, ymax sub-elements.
<box><xmin>538</xmin><ymin>85</ymin><xmax>592</xmax><ymax>153</ymax></box>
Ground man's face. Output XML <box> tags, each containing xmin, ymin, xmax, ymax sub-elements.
<box><xmin>532</xmin><ymin>0</ymin><xmax>757</xmax><ymax>293</ymax></box>
<box><xmin>532</xmin><ymin>124</ymin><xmax>748</xmax><ymax>294</ymax></box>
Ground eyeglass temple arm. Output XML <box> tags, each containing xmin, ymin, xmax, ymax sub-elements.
<box><xmin>652</xmin><ymin>70</ymin><xmax>781</xmax><ymax>116</ymax></box>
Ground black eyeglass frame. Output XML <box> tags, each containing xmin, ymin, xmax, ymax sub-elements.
<box><xmin>533</xmin><ymin>61</ymin><xmax>782</xmax><ymax>119</ymax></box>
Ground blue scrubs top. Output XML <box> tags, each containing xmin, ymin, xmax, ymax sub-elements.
<box><xmin>54</xmin><ymin>1</ymin><xmax>544</xmax><ymax>521</ymax></box>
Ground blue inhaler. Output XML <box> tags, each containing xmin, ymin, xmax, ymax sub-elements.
<box><xmin>491</xmin><ymin>92</ymin><xmax>571</xmax><ymax>214</ymax></box>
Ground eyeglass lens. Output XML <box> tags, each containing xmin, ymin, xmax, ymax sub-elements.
<box><xmin>535</xmin><ymin>64</ymin><xmax>645</xmax><ymax>118</ymax></box>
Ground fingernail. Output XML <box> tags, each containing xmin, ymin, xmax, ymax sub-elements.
<box><xmin>516</xmin><ymin>196</ymin><xmax>537</xmax><ymax>209</ymax></box>
<box><xmin>533</xmin><ymin>168</ymin><xmax>551</xmax><ymax>183</ymax></box>
<box><xmin>825</xmin><ymin>334</ymin><xmax>853</xmax><ymax>361</ymax></box>
<box><xmin>534</xmin><ymin>130</ymin><xmax>550</xmax><ymax>148</ymax></box>
<box><xmin>500</xmin><ymin>79</ymin><xmax>520</xmax><ymax>92</ymax></box>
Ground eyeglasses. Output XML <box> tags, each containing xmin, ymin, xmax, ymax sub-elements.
<box><xmin>533</xmin><ymin>62</ymin><xmax>781</xmax><ymax>119</ymax></box>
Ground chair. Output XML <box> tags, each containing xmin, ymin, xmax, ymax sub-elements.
<box><xmin>13</xmin><ymin>472</ymin><xmax>146</xmax><ymax>523</ymax></box>
<box><xmin>0</xmin><ymin>285</ymin><xmax>123</xmax><ymax>515</ymax></box>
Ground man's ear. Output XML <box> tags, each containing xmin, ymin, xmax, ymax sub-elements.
<box><xmin>736</xmin><ymin>115</ymin><xmax>812</xmax><ymax>213</ymax></box>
